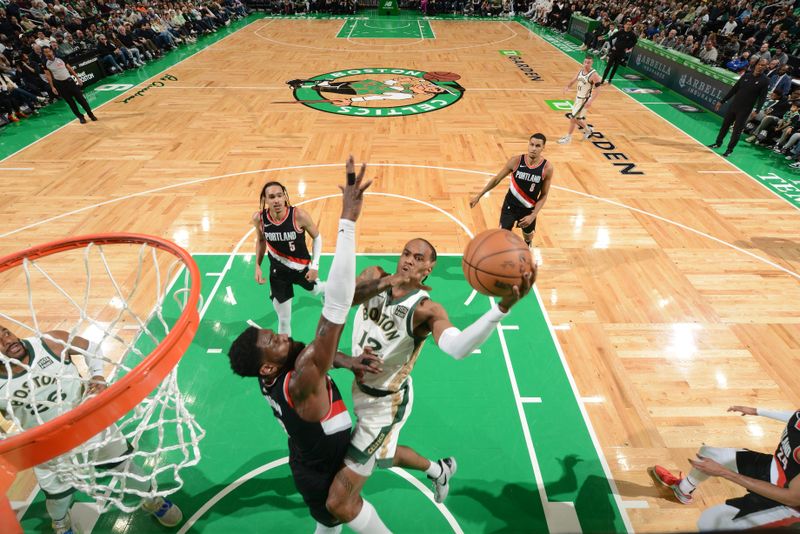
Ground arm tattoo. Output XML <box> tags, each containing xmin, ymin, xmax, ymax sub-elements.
<box><xmin>316</xmin><ymin>322</ymin><xmax>330</xmax><ymax>338</ymax></box>
<box><xmin>353</xmin><ymin>277</ymin><xmax>387</xmax><ymax>304</ymax></box>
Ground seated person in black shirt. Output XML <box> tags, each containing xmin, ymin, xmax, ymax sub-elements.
<box><xmin>745</xmin><ymin>90</ymin><xmax>787</xmax><ymax>142</ymax></box>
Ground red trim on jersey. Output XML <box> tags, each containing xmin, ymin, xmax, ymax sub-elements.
<box><xmin>266</xmin><ymin>207</ymin><xmax>290</xmax><ymax>226</ymax></box>
<box><xmin>283</xmin><ymin>371</ymin><xmax>295</xmax><ymax>409</ymax></box>
<box><xmin>514</xmin><ymin>155</ymin><xmax>523</xmax><ymax>173</ymax></box>
<box><xmin>324</xmin><ymin>400</ymin><xmax>347</xmax><ymax>420</ymax></box>
<box><xmin>510</xmin><ymin>175</ymin><xmax>537</xmax><ymax>205</ymax></box>
<box><xmin>266</xmin><ymin>242</ymin><xmax>311</xmax><ymax>265</ymax></box>
<box><xmin>760</xmin><ymin>517</ymin><xmax>800</xmax><ymax>528</ymax></box>
<box><xmin>776</xmin><ymin>457</ymin><xmax>787</xmax><ymax>487</ymax></box>
<box><xmin>321</xmin><ymin>378</ymin><xmax>344</xmax><ymax>421</ymax></box>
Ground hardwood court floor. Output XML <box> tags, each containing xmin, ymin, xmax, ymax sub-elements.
<box><xmin>2</xmin><ymin>14</ymin><xmax>800</xmax><ymax>533</ymax></box>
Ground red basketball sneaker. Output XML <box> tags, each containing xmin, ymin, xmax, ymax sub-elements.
<box><xmin>649</xmin><ymin>465</ymin><xmax>694</xmax><ymax>504</ymax></box>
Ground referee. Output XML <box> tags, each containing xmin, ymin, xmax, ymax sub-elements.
<box><xmin>600</xmin><ymin>20</ymin><xmax>637</xmax><ymax>85</ymax></box>
<box><xmin>42</xmin><ymin>47</ymin><xmax>97</xmax><ymax>124</ymax></box>
<box><xmin>708</xmin><ymin>61</ymin><xmax>769</xmax><ymax>157</ymax></box>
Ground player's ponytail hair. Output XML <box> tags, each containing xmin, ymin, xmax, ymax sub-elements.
<box><xmin>259</xmin><ymin>181</ymin><xmax>291</xmax><ymax>212</ymax></box>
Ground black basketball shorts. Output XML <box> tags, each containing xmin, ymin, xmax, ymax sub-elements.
<box><xmin>289</xmin><ymin>459</ymin><xmax>341</xmax><ymax>527</ymax></box>
<box><xmin>269</xmin><ymin>261</ymin><xmax>317</xmax><ymax>303</ymax></box>
<box><xmin>726</xmin><ymin>450</ymin><xmax>784</xmax><ymax>518</ymax></box>
<box><xmin>499</xmin><ymin>199</ymin><xmax>537</xmax><ymax>234</ymax></box>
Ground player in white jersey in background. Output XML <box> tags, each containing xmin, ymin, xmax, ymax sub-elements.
<box><xmin>558</xmin><ymin>56</ymin><xmax>603</xmax><ymax>144</ymax></box>
<box><xmin>325</xmin><ymin>238</ymin><xmax>535</xmax><ymax>531</ymax></box>
<box><xmin>0</xmin><ymin>325</ymin><xmax>182</xmax><ymax>534</ymax></box>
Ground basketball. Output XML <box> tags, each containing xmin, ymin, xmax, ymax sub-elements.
<box><xmin>462</xmin><ymin>229</ymin><xmax>534</xmax><ymax>297</ymax></box>
<box><xmin>423</xmin><ymin>71</ymin><xmax>461</xmax><ymax>82</ymax></box>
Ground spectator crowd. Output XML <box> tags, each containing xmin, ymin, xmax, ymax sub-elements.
<box><xmin>556</xmin><ymin>0</ymin><xmax>800</xmax><ymax>166</ymax></box>
<box><xmin>381</xmin><ymin>0</ymin><xmax>800</xmax><ymax>167</ymax></box>
<box><xmin>0</xmin><ymin>0</ymin><xmax>248</xmax><ymax>125</ymax></box>
<box><xmin>5</xmin><ymin>0</ymin><xmax>800</xmax><ymax>168</ymax></box>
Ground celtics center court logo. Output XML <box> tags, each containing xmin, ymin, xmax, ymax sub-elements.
<box><xmin>285</xmin><ymin>68</ymin><xmax>464</xmax><ymax>117</ymax></box>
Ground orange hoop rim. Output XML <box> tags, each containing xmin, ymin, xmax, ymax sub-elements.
<box><xmin>0</xmin><ymin>233</ymin><xmax>201</xmax><ymax>473</ymax></box>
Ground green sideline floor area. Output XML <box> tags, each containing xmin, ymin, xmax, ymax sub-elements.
<box><xmin>21</xmin><ymin>254</ymin><xmax>626</xmax><ymax>533</ymax></box>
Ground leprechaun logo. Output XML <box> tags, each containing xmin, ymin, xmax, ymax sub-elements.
<box><xmin>284</xmin><ymin>68</ymin><xmax>464</xmax><ymax>117</ymax></box>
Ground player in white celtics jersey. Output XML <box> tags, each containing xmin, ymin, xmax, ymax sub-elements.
<box><xmin>0</xmin><ymin>325</ymin><xmax>182</xmax><ymax>534</ymax></box>
<box><xmin>558</xmin><ymin>56</ymin><xmax>603</xmax><ymax>144</ymax></box>
<box><xmin>325</xmin><ymin>238</ymin><xmax>534</xmax><ymax>530</ymax></box>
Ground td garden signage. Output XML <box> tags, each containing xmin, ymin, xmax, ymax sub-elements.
<box><xmin>285</xmin><ymin>68</ymin><xmax>465</xmax><ymax>117</ymax></box>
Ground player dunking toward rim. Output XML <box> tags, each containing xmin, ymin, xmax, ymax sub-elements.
<box><xmin>559</xmin><ymin>55</ymin><xmax>603</xmax><ymax>144</ymax></box>
<box><xmin>469</xmin><ymin>133</ymin><xmax>553</xmax><ymax>247</ymax></box>
<box><xmin>253</xmin><ymin>181</ymin><xmax>325</xmax><ymax>337</ymax></box>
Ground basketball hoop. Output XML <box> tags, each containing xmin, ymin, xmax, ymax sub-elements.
<box><xmin>0</xmin><ymin>233</ymin><xmax>203</xmax><ymax>533</ymax></box>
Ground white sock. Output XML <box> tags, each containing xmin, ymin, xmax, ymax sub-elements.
<box><xmin>273</xmin><ymin>297</ymin><xmax>292</xmax><ymax>336</ymax></box>
<box><xmin>679</xmin><ymin>475</ymin><xmax>697</xmax><ymax>494</ymax></box>
<box><xmin>346</xmin><ymin>499</ymin><xmax>391</xmax><ymax>534</ymax></box>
<box><xmin>314</xmin><ymin>522</ymin><xmax>342</xmax><ymax>534</ymax></box>
<box><xmin>45</xmin><ymin>495</ymin><xmax>73</xmax><ymax>522</ymax></box>
<box><xmin>425</xmin><ymin>460</ymin><xmax>442</xmax><ymax>479</ymax></box>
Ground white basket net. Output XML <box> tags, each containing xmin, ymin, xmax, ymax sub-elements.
<box><xmin>0</xmin><ymin>240</ymin><xmax>205</xmax><ymax>513</ymax></box>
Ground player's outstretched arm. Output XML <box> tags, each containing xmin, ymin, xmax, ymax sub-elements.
<box><xmin>426</xmin><ymin>268</ymin><xmax>535</xmax><ymax>360</ymax></box>
<box><xmin>729</xmin><ymin>406</ymin><xmax>796</xmax><ymax>422</ymax></box>
<box><xmin>289</xmin><ymin>156</ymin><xmax>370</xmax><ymax>421</ymax></box>
<box><xmin>252</xmin><ymin>212</ymin><xmax>267</xmax><ymax>284</ymax></box>
<box><xmin>44</xmin><ymin>330</ymin><xmax>107</xmax><ymax>396</ymax></box>
<box><xmin>333</xmin><ymin>348</ymin><xmax>382</xmax><ymax>381</ymax></box>
<box><xmin>689</xmin><ymin>454</ymin><xmax>800</xmax><ymax>507</ymax></box>
<box><xmin>352</xmin><ymin>264</ymin><xmax>431</xmax><ymax>306</ymax></box>
<box><xmin>470</xmin><ymin>156</ymin><xmax>518</xmax><ymax>208</ymax></box>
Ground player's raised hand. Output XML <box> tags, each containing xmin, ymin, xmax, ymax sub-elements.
<box><xmin>688</xmin><ymin>454</ymin><xmax>730</xmax><ymax>478</ymax></box>
<box><xmin>340</xmin><ymin>155</ymin><xmax>372</xmax><ymax>222</ymax></box>
<box><xmin>727</xmin><ymin>405</ymin><xmax>757</xmax><ymax>416</ymax></box>
<box><xmin>388</xmin><ymin>263</ymin><xmax>432</xmax><ymax>292</ymax></box>
<box><xmin>351</xmin><ymin>347</ymin><xmax>383</xmax><ymax>380</ymax></box>
<box><xmin>498</xmin><ymin>266</ymin><xmax>537</xmax><ymax>312</ymax></box>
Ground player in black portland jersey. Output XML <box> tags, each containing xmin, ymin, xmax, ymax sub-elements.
<box><xmin>230</xmin><ymin>158</ymin><xmax>393</xmax><ymax>534</ymax></box>
<box><xmin>243</xmin><ymin>334</ymin><xmax>379</xmax><ymax>530</ymax></box>
<box><xmin>470</xmin><ymin>133</ymin><xmax>554</xmax><ymax>248</ymax></box>
<box><xmin>650</xmin><ymin>405</ymin><xmax>800</xmax><ymax>530</ymax></box>
<box><xmin>252</xmin><ymin>181</ymin><xmax>325</xmax><ymax>337</ymax></box>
